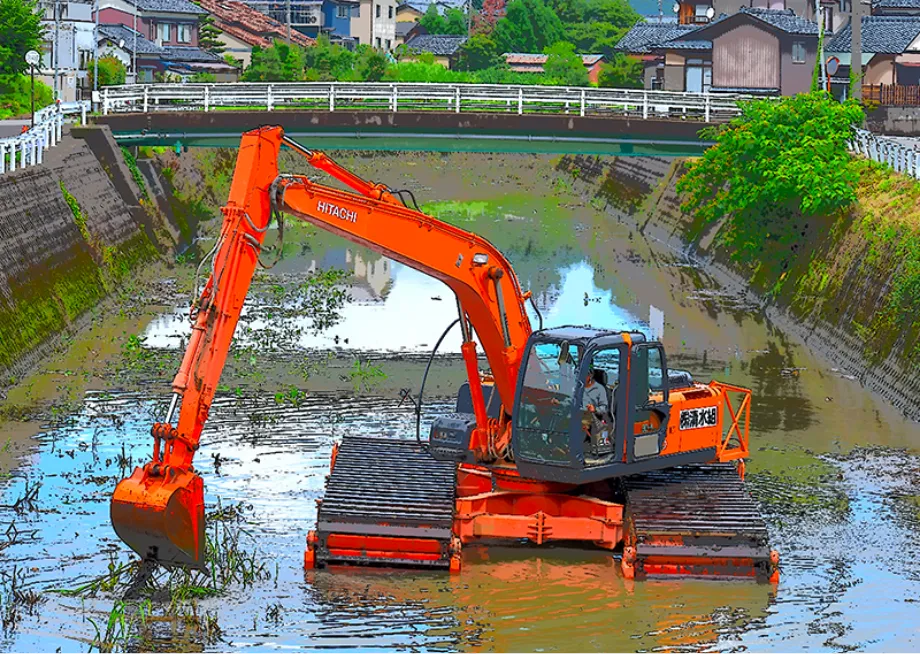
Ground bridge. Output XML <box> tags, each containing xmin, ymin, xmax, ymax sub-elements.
<box><xmin>93</xmin><ymin>82</ymin><xmax>744</xmax><ymax>156</ymax></box>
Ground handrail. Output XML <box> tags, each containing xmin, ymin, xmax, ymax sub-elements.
<box><xmin>99</xmin><ymin>82</ymin><xmax>748</xmax><ymax>123</ymax></box>
<box><xmin>851</xmin><ymin>128</ymin><xmax>920</xmax><ymax>179</ymax></box>
<box><xmin>0</xmin><ymin>100</ymin><xmax>90</xmax><ymax>176</ymax></box>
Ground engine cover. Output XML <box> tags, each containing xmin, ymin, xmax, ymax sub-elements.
<box><xmin>428</xmin><ymin>413</ymin><xmax>479</xmax><ymax>464</ymax></box>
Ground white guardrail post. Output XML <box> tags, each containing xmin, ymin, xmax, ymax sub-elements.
<box><xmin>267</xmin><ymin>85</ymin><xmax>274</xmax><ymax>111</ymax></box>
<box><xmin>0</xmin><ymin>100</ymin><xmax>88</xmax><ymax>176</ymax></box>
<box><xmin>851</xmin><ymin>128</ymin><xmax>920</xmax><ymax>180</ymax></box>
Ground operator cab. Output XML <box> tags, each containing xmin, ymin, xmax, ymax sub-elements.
<box><xmin>510</xmin><ymin>327</ymin><xmax>704</xmax><ymax>484</ymax></box>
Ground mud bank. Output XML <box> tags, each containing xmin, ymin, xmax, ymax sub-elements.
<box><xmin>0</xmin><ymin>127</ymin><xmax>186</xmax><ymax>388</ymax></box>
<box><xmin>557</xmin><ymin>153</ymin><xmax>920</xmax><ymax>424</ymax></box>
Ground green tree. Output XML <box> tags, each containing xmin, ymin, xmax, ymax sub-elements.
<box><xmin>542</xmin><ymin>41</ymin><xmax>588</xmax><ymax>85</ymax></box>
<box><xmin>355</xmin><ymin>43</ymin><xmax>389</xmax><ymax>80</ymax></box>
<box><xmin>549</xmin><ymin>0</ymin><xmax>639</xmax><ymax>55</ymax></box>
<box><xmin>419</xmin><ymin>3</ymin><xmax>447</xmax><ymax>32</ymax></box>
<box><xmin>596</xmin><ymin>53</ymin><xmax>642</xmax><ymax>87</ymax></box>
<box><xmin>677</xmin><ymin>93</ymin><xmax>865</xmax><ymax>262</ymax></box>
<box><xmin>303</xmin><ymin>35</ymin><xmax>356</xmax><ymax>80</ymax></box>
<box><xmin>190</xmin><ymin>71</ymin><xmax>217</xmax><ymax>82</ymax></box>
<box><xmin>0</xmin><ymin>0</ymin><xmax>44</xmax><ymax>76</ymax></box>
<box><xmin>87</xmin><ymin>55</ymin><xmax>127</xmax><ymax>87</ymax></box>
<box><xmin>456</xmin><ymin>31</ymin><xmax>504</xmax><ymax>70</ymax></box>
<box><xmin>243</xmin><ymin>44</ymin><xmax>290</xmax><ymax>81</ymax></box>
<box><xmin>198</xmin><ymin>14</ymin><xmax>225</xmax><ymax>54</ymax></box>
<box><xmin>493</xmin><ymin>0</ymin><xmax>564</xmax><ymax>53</ymax></box>
<box><xmin>443</xmin><ymin>7</ymin><xmax>469</xmax><ymax>34</ymax></box>
<box><xmin>0</xmin><ymin>73</ymin><xmax>51</xmax><ymax>118</ymax></box>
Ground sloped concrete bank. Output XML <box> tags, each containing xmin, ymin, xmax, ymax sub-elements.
<box><xmin>0</xmin><ymin>126</ymin><xmax>182</xmax><ymax>387</ymax></box>
<box><xmin>559</xmin><ymin>154</ymin><xmax>920</xmax><ymax>422</ymax></box>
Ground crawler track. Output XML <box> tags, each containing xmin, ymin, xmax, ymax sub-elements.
<box><xmin>623</xmin><ymin>464</ymin><xmax>774</xmax><ymax>580</ymax></box>
<box><xmin>312</xmin><ymin>435</ymin><xmax>458</xmax><ymax>568</ymax></box>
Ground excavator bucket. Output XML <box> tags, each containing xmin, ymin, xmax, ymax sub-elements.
<box><xmin>110</xmin><ymin>465</ymin><xmax>205</xmax><ymax>569</ymax></box>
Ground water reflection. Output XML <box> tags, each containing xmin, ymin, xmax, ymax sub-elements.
<box><xmin>144</xmin><ymin>253</ymin><xmax>648</xmax><ymax>353</ymax></box>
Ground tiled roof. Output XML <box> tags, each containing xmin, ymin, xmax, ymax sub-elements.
<box><xmin>696</xmin><ymin>7</ymin><xmax>818</xmax><ymax>35</ymax></box>
<box><xmin>123</xmin><ymin>0</ymin><xmax>207</xmax><ymax>14</ymax></box>
<box><xmin>98</xmin><ymin>23</ymin><xmax>164</xmax><ymax>55</ymax></box>
<box><xmin>874</xmin><ymin>0</ymin><xmax>920</xmax><ymax>8</ymax></box>
<box><xmin>404</xmin><ymin>34</ymin><xmax>467</xmax><ymax>55</ymax></box>
<box><xmin>655</xmin><ymin>38</ymin><xmax>711</xmax><ymax>50</ymax></box>
<box><xmin>395</xmin><ymin>21</ymin><xmax>421</xmax><ymax>37</ymax></box>
<box><xmin>195</xmin><ymin>0</ymin><xmax>315</xmax><ymax>48</ymax></box>
<box><xmin>503</xmin><ymin>52</ymin><xmax>605</xmax><ymax>65</ymax></box>
<box><xmin>615</xmin><ymin>22</ymin><xmax>699</xmax><ymax>53</ymax></box>
<box><xmin>826</xmin><ymin>15</ymin><xmax>920</xmax><ymax>54</ymax></box>
<box><xmin>399</xmin><ymin>0</ymin><xmax>466</xmax><ymax>14</ymax></box>
<box><xmin>162</xmin><ymin>45</ymin><xmax>225</xmax><ymax>61</ymax></box>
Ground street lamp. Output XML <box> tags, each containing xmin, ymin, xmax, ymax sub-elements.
<box><xmin>25</xmin><ymin>50</ymin><xmax>40</xmax><ymax>129</ymax></box>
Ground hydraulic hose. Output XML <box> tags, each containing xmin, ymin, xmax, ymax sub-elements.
<box><xmin>415</xmin><ymin>318</ymin><xmax>461</xmax><ymax>445</ymax></box>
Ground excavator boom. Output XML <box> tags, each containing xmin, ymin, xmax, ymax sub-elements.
<box><xmin>112</xmin><ymin>126</ymin><xmax>533</xmax><ymax>567</ymax></box>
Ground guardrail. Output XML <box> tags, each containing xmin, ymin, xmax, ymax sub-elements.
<box><xmin>99</xmin><ymin>83</ymin><xmax>747</xmax><ymax>123</ymax></box>
<box><xmin>0</xmin><ymin>101</ymin><xmax>90</xmax><ymax>175</ymax></box>
<box><xmin>851</xmin><ymin>128</ymin><xmax>920</xmax><ymax>179</ymax></box>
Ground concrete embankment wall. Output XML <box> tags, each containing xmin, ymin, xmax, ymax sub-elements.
<box><xmin>561</xmin><ymin>154</ymin><xmax>920</xmax><ymax>422</ymax></box>
<box><xmin>0</xmin><ymin>127</ymin><xmax>174</xmax><ymax>383</ymax></box>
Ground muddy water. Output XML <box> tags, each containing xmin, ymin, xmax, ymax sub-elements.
<box><xmin>4</xmin><ymin>188</ymin><xmax>920</xmax><ymax>651</ymax></box>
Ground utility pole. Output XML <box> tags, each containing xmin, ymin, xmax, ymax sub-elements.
<box><xmin>133</xmin><ymin>0</ymin><xmax>138</xmax><ymax>82</ymax></box>
<box><xmin>93</xmin><ymin>0</ymin><xmax>99</xmax><ymax>100</ymax></box>
<box><xmin>851</xmin><ymin>0</ymin><xmax>864</xmax><ymax>100</ymax></box>
<box><xmin>53</xmin><ymin>0</ymin><xmax>60</xmax><ymax>100</ymax></box>
<box><xmin>286</xmin><ymin>0</ymin><xmax>291</xmax><ymax>43</ymax></box>
<box><xmin>816</xmin><ymin>0</ymin><xmax>825</xmax><ymax>91</ymax></box>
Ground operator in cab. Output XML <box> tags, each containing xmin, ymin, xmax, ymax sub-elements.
<box><xmin>582</xmin><ymin>369</ymin><xmax>611</xmax><ymax>453</ymax></box>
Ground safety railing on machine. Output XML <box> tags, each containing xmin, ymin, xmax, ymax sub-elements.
<box><xmin>0</xmin><ymin>100</ymin><xmax>90</xmax><ymax>175</ymax></box>
<box><xmin>99</xmin><ymin>82</ymin><xmax>749</xmax><ymax>123</ymax></box>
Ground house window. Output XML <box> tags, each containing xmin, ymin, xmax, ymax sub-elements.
<box><xmin>336</xmin><ymin>4</ymin><xmax>349</xmax><ymax>18</ymax></box>
<box><xmin>792</xmin><ymin>40</ymin><xmax>806</xmax><ymax>63</ymax></box>
<box><xmin>693</xmin><ymin>4</ymin><xmax>709</xmax><ymax>22</ymax></box>
<box><xmin>388</xmin><ymin>4</ymin><xmax>393</xmax><ymax>17</ymax></box>
<box><xmin>839</xmin><ymin>0</ymin><xmax>851</xmax><ymax>11</ymax></box>
<box><xmin>376</xmin><ymin>36</ymin><xmax>381</xmax><ymax>47</ymax></box>
<box><xmin>385</xmin><ymin>38</ymin><xmax>391</xmax><ymax>49</ymax></box>
<box><xmin>177</xmin><ymin>23</ymin><xmax>192</xmax><ymax>43</ymax></box>
<box><xmin>157</xmin><ymin>22</ymin><xmax>171</xmax><ymax>42</ymax></box>
<box><xmin>376</xmin><ymin>3</ymin><xmax>381</xmax><ymax>16</ymax></box>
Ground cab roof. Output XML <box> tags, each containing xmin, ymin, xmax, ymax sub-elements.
<box><xmin>534</xmin><ymin>326</ymin><xmax>647</xmax><ymax>347</ymax></box>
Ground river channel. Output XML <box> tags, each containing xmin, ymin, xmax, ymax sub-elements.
<box><xmin>1</xmin><ymin>166</ymin><xmax>920</xmax><ymax>651</ymax></box>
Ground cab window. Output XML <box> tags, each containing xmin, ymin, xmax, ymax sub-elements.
<box><xmin>516</xmin><ymin>341</ymin><xmax>580</xmax><ymax>463</ymax></box>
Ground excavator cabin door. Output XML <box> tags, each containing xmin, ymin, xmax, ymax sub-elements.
<box><xmin>626</xmin><ymin>343</ymin><xmax>670</xmax><ymax>464</ymax></box>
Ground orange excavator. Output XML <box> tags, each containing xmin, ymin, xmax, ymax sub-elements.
<box><xmin>111</xmin><ymin>126</ymin><xmax>778</xmax><ymax>582</ymax></box>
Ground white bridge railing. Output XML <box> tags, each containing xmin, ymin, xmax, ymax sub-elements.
<box><xmin>100</xmin><ymin>83</ymin><xmax>747</xmax><ymax>123</ymax></box>
<box><xmin>851</xmin><ymin>128</ymin><xmax>920</xmax><ymax>179</ymax></box>
<box><xmin>0</xmin><ymin>101</ymin><xmax>90</xmax><ymax>175</ymax></box>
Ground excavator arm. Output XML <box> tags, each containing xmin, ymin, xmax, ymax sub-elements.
<box><xmin>111</xmin><ymin>126</ymin><xmax>533</xmax><ymax>568</ymax></box>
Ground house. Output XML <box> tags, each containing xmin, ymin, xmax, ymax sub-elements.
<box><xmin>98</xmin><ymin>23</ymin><xmax>164</xmax><ymax>82</ymax></box>
<box><xmin>196</xmin><ymin>0</ymin><xmax>315</xmax><ymax>67</ymax></box>
<box><xmin>96</xmin><ymin>0</ymin><xmax>237</xmax><ymax>77</ymax></box>
<box><xmin>394</xmin><ymin>20</ymin><xmax>425</xmax><ymax>47</ymax></box>
<box><xmin>504</xmin><ymin>52</ymin><xmax>606</xmax><ymax>83</ymax></box>
<box><xmin>38</xmin><ymin>0</ymin><xmax>96</xmax><ymax>100</ymax></box>
<box><xmin>97</xmin><ymin>0</ymin><xmax>206</xmax><ymax>47</ymax></box>
<box><xmin>351</xmin><ymin>0</ymin><xmax>397</xmax><ymax>48</ymax></box>
<box><xmin>402</xmin><ymin>33</ymin><xmax>466</xmax><ymax>66</ymax></box>
<box><xmin>826</xmin><ymin>16</ymin><xmax>920</xmax><ymax>87</ymax></box>
<box><xmin>873</xmin><ymin>0</ymin><xmax>920</xmax><ymax>15</ymax></box>
<box><xmin>615</xmin><ymin>22</ymin><xmax>700</xmax><ymax>88</ymax></box>
<box><xmin>654</xmin><ymin>7</ymin><xmax>818</xmax><ymax>95</ymax></box>
<box><xmin>397</xmin><ymin>0</ymin><xmax>466</xmax><ymax>21</ymax></box>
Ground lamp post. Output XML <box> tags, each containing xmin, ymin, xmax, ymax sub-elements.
<box><xmin>25</xmin><ymin>50</ymin><xmax>40</xmax><ymax>129</ymax></box>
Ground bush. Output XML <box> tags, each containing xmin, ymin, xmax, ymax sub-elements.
<box><xmin>597</xmin><ymin>53</ymin><xmax>643</xmax><ymax>88</ymax></box>
<box><xmin>0</xmin><ymin>73</ymin><xmax>52</xmax><ymax>119</ymax></box>
<box><xmin>677</xmin><ymin>92</ymin><xmax>865</xmax><ymax>261</ymax></box>
<box><xmin>190</xmin><ymin>72</ymin><xmax>217</xmax><ymax>83</ymax></box>
<box><xmin>87</xmin><ymin>55</ymin><xmax>127</xmax><ymax>87</ymax></box>
<box><xmin>542</xmin><ymin>41</ymin><xmax>589</xmax><ymax>86</ymax></box>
